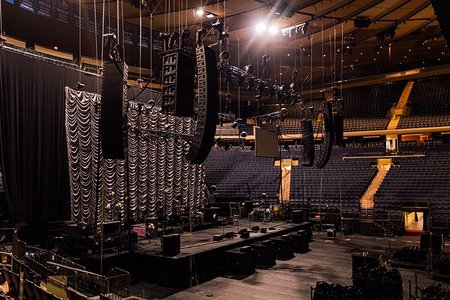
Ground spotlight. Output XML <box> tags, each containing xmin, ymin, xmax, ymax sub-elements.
<box><xmin>194</xmin><ymin>8</ymin><xmax>205</xmax><ymax>17</ymax></box>
<box><xmin>244</xmin><ymin>64</ymin><xmax>254</xmax><ymax>74</ymax></box>
<box><xmin>255</xmin><ymin>22</ymin><xmax>267</xmax><ymax>34</ymax></box>
<box><xmin>240</xmin><ymin>131</ymin><xmax>248</xmax><ymax>138</ymax></box>
<box><xmin>206</xmin><ymin>13</ymin><xmax>216</xmax><ymax>19</ymax></box>
<box><xmin>219</xmin><ymin>50</ymin><xmax>230</xmax><ymax>61</ymax></box>
<box><xmin>269</xmin><ymin>24</ymin><xmax>280</xmax><ymax>35</ymax></box>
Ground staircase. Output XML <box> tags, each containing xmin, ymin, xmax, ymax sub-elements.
<box><xmin>359</xmin><ymin>160</ymin><xmax>391</xmax><ymax>235</ymax></box>
<box><xmin>360</xmin><ymin>160</ymin><xmax>391</xmax><ymax>210</ymax></box>
<box><xmin>387</xmin><ymin>81</ymin><xmax>414</xmax><ymax>130</ymax></box>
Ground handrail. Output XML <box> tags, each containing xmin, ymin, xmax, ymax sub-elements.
<box><xmin>47</xmin><ymin>261</ymin><xmax>103</xmax><ymax>278</ymax></box>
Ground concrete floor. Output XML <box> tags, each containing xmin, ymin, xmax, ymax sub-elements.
<box><xmin>130</xmin><ymin>232</ymin><xmax>449</xmax><ymax>300</ymax></box>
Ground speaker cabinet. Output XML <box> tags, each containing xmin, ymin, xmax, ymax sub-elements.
<box><xmin>100</xmin><ymin>62</ymin><xmax>128</xmax><ymax>159</ymax></box>
<box><xmin>291</xmin><ymin>209</ymin><xmax>303</xmax><ymax>224</ymax></box>
<box><xmin>185</xmin><ymin>46</ymin><xmax>219</xmax><ymax>164</ymax></box>
<box><xmin>301</xmin><ymin>118</ymin><xmax>314</xmax><ymax>166</ymax></box>
<box><xmin>224</xmin><ymin>247</ymin><xmax>256</xmax><ymax>276</ymax></box>
<box><xmin>162</xmin><ymin>234</ymin><xmax>180</xmax><ymax>256</ymax></box>
<box><xmin>161</xmin><ymin>49</ymin><xmax>196</xmax><ymax>117</ymax></box>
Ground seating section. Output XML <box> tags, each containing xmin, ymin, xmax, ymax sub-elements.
<box><xmin>255</xmin><ymin>82</ymin><xmax>403</xmax><ymax>134</ymax></box>
<box><xmin>204</xmin><ymin>150</ymin><xmax>280</xmax><ymax>200</ymax></box>
<box><xmin>398</xmin><ymin>75</ymin><xmax>450</xmax><ymax>128</ymax></box>
<box><xmin>341</xmin><ymin>82</ymin><xmax>404</xmax><ymax>131</ymax></box>
<box><xmin>375</xmin><ymin>145</ymin><xmax>450</xmax><ymax>223</ymax></box>
<box><xmin>290</xmin><ymin>147</ymin><xmax>380</xmax><ymax>213</ymax></box>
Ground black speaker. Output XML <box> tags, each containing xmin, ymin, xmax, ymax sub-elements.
<box><xmin>224</xmin><ymin>248</ymin><xmax>256</xmax><ymax>276</ymax></box>
<box><xmin>316</xmin><ymin>101</ymin><xmax>333</xmax><ymax>168</ymax></box>
<box><xmin>161</xmin><ymin>49</ymin><xmax>196</xmax><ymax>117</ymax></box>
<box><xmin>101</xmin><ymin>61</ymin><xmax>128</xmax><ymax>159</ymax></box>
<box><xmin>354</xmin><ymin>16</ymin><xmax>371</xmax><ymax>28</ymax></box>
<box><xmin>301</xmin><ymin>118</ymin><xmax>314</xmax><ymax>166</ymax></box>
<box><xmin>185</xmin><ymin>45</ymin><xmax>219</xmax><ymax>164</ymax></box>
<box><xmin>291</xmin><ymin>210</ymin><xmax>303</xmax><ymax>224</ymax></box>
<box><xmin>420</xmin><ymin>232</ymin><xmax>430</xmax><ymax>250</ymax></box>
<box><xmin>431</xmin><ymin>233</ymin><xmax>444</xmax><ymax>254</ymax></box>
<box><xmin>431</xmin><ymin>0</ymin><xmax>450</xmax><ymax>46</ymax></box>
<box><xmin>240</xmin><ymin>231</ymin><xmax>250</xmax><ymax>239</ymax></box>
<box><xmin>333</xmin><ymin>114</ymin><xmax>344</xmax><ymax>146</ymax></box>
<box><xmin>162</xmin><ymin>234</ymin><xmax>180</xmax><ymax>256</ymax></box>
<box><xmin>252</xmin><ymin>241</ymin><xmax>276</xmax><ymax>267</ymax></box>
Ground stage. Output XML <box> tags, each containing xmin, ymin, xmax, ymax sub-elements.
<box><xmin>80</xmin><ymin>220</ymin><xmax>311</xmax><ymax>288</ymax></box>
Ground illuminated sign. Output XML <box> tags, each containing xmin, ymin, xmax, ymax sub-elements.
<box><xmin>281</xmin><ymin>22</ymin><xmax>307</xmax><ymax>38</ymax></box>
<box><xmin>385</xmin><ymin>68</ymin><xmax>421</xmax><ymax>79</ymax></box>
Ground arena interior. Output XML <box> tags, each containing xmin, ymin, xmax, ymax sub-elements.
<box><xmin>0</xmin><ymin>0</ymin><xmax>450</xmax><ymax>299</ymax></box>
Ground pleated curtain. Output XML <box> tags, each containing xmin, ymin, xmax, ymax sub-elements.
<box><xmin>65</xmin><ymin>87</ymin><xmax>205</xmax><ymax>230</ymax></box>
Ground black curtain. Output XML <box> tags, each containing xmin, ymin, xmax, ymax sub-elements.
<box><xmin>0</xmin><ymin>48</ymin><xmax>98</xmax><ymax>225</ymax></box>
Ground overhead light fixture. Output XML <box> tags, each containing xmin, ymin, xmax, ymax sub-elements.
<box><xmin>269</xmin><ymin>24</ymin><xmax>280</xmax><ymax>35</ymax></box>
<box><xmin>255</xmin><ymin>21</ymin><xmax>267</xmax><ymax>34</ymax></box>
<box><xmin>206</xmin><ymin>13</ymin><xmax>216</xmax><ymax>18</ymax></box>
<box><xmin>194</xmin><ymin>8</ymin><xmax>205</xmax><ymax>17</ymax></box>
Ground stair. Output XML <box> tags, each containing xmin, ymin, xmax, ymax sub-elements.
<box><xmin>387</xmin><ymin>81</ymin><xmax>414</xmax><ymax>130</ymax></box>
<box><xmin>360</xmin><ymin>160</ymin><xmax>391</xmax><ymax>210</ymax></box>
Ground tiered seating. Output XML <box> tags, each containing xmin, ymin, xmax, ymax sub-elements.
<box><xmin>398</xmin><ymin>75</ymin><xmax>450</xmax><ymax>128</ymax></box>
<box><xmin>204</xmin><ymin>150</ymin><xmax>280</xmax><ymax>200</ymax></box>
<box><xmin>374</xmin><ymin>145</ymin><xmax>450</xmax><ymax>223</ymax></box>
<box><xmin>341</xmin><ymin>82</ymin><xmax>404</xmax><ymax>131</ymax></box>
<box><xmin>290</xmin><ymin>148</ymin><xmax>380</xmax><ymax>213</ymax></box>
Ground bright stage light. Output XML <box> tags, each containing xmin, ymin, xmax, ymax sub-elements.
<box><xmin>255</xmin><ymin>21</ymin><xmax>267</xmax><ymax>34</ymax></box>
<box><xmin>269</xmin><ymin>24</ymin><xmax>280</xmax><ymax>35</ymax></box>
<box><xmin>195</xmin><ymin>8</ymin><xmax>205</xmax><ymax>17</ymax></box>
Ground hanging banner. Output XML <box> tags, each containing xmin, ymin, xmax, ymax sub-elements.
<box><xmin>56</xmin><ymin>0</ymin><xmax>69</xmax><ymax>23</ymax></box>
<box><xmin>36</xmin><ymin>0</ymin><xmax>51</xmax><ymax>17</ymax></box>
<box><xmin>88</xmin><ymin>11</ymin><xmax>101</xmax><ymax>35</ymax></box>
<box><xmin>19</xmin><ymin>0</ymin><xmax>35</xmax><ymax>12</ymax></box>
<box><xmin>124</xmin><ymin>22</ymin><xmax>134</xmax><ymax>45</ymax></box>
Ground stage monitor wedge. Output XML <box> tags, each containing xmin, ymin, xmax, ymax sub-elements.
<box><xmin>255</xmin><ymin>127</ymin><xmax>279</xmax><ymax>158</ymax></box>
<box><xmin>100</xmin><ymin>61</ymin><xmax>128</xmax><ymax>159</ymax></box>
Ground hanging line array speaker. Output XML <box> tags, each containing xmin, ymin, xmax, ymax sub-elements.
<box><xmin>185</xmin><ymin>45</ymin><xmax>219</xmax><ymax>164</ymax></box>
<box><xmin>430</xmin><ymin>0</ymin><xmax>450</xmax><ymax>46</ymax></box>
<box><xmin>316</xmin><ymin>101</ymin><xmax>333</xmax><ymax>168</ymax></box>
<box><xmin>161</xmin><ymin>49</ymin><xmax>196</xmax><ymax>117</ymax></box>
<box><xmin>100</xmin><ymin>61</ymin><xmax>128</xmax><ymax>159</ymax></box>
<box><xmin>301</xmin><ymin>118</ymin><xmax>314</xmax><ymax>166</ymax></box>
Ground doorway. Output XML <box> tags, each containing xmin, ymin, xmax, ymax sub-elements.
<box><xmin>404</xmin><ymin>211</ymin><xmax>424</xmax><ymax>233</ymax></box>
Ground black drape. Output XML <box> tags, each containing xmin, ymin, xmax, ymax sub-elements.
<box><xmin>0</xmin><ymin>48</ymin><xmax>98</xmax><ymax>224</ymax></box>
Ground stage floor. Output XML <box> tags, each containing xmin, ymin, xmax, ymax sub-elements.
<box><xmin>137</xmin><ymin>220</ymin><xmax>305</xmax><ymax>257</ymax></box>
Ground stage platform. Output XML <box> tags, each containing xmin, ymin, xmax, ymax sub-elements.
<box><xmin>81</xmin><ymin>221</ymin><xmax>311</xmax><ymax>288</ymax></box>
<box><xmin>137</xmin><ymin>220</ymin><xmax>308</xmax><ymax>257</ymax></box>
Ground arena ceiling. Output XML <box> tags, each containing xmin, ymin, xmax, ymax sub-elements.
<box><xmin>76</xmin><ymin>0</ymin><xmax>447</xmax><ymax>85</ymax></box>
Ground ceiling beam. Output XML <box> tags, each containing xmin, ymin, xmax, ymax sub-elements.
<box><xmin>352</xmin><ymin>1</ymin><xmax>432</xmax><ymax>44</ymax></box>
<box><xmin>285</xmin><ymin>0</ymin><xmax>385</xmax><ymax>43</ymax></box>
<box><xmin>309</xmin><ymin>0</ymin><xmax>414</xmax><ymax>46</ymax></box>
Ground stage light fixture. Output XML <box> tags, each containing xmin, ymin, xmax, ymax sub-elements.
<box><xmin>206</xmin><ymin>13</ymin><xmax>216</xmax><ymax>19</ymax></box>
<box><xmin>244</xmin><ymin>64</ymin><xmax>254</xmax><ymax>74</ymax></box>
<box><xmin>240</xmin><ymin>131</ymin><xmax>248</xmax><ymax>138</ymax></box>
<box><xmin>219</xmin><ymin>50</ymin><xmax>230</xmax><ymax>61</ymax></box>
<box><xmin>255</xmin><ymin>22</ymin><xmax>267</xmax><ymax>34</ymax></box>
<box><xmin>269</xmin><ymin>24</ymin><xmax>280</xmax><ymax>35</ymax></box>
<box><xmin>195</xmin><ymin>8</ymin><xmax>205</xmax><ymax>17</ymax></box>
